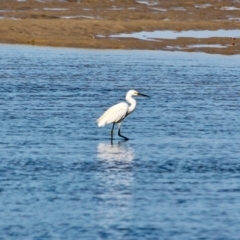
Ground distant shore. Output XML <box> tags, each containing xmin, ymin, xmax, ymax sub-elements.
<box><xmin>0</xmin><ymin>0</ymin><xmax>239</xmax><ymax>54</ymax></box>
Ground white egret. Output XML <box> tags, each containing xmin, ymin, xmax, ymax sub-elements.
<box><xmin>97</xmin><ymin>90</ymin><xmax>150</xmax><ymax>140</ymax></box>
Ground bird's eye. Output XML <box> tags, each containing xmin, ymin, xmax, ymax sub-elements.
<box><xmin>134</xmin><ymin>92</ymin><xmax>138</xmax><ymax>95</ymax></box>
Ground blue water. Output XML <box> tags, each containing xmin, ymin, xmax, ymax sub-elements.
<box><xmin>110</xmin><ymin>29</ymin><xmax>240</xmax><ymax>40</ymax></box>
<box><xmin>1</xmin><ymin>44</ymin><xmax>240</xmax><ymax>240</ymax></box>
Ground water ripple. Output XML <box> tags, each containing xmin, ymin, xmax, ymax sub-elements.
<box><xmin>1</xmin><ymin>44</ymin><xmax>240</xmax><ymax>240</ymax></box>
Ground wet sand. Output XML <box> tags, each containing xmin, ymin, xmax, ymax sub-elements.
<box><xmin>0</xmin><ymin>0</ymin><xmax>240</xmax><ymax>54</ymax></box>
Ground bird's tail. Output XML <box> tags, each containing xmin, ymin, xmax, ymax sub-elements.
<box><xmin>96</xmin><ymin>116</ymin><xmax>106</xmax><ymax>127</ymax></box>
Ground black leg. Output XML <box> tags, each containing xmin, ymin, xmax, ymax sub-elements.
<box><xmin>118</xmin><ymin>128</ymin><xmax>129</xmax><ymax>141</ymax></box>
<box><xmin>111</xmin><ymin>123</ymin><xmax>115</xmax><ymax>140</ymax></box>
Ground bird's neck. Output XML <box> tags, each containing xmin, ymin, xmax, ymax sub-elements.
<box><xmin>126</xmin><ymin>96</ymin><xmax>136</xmax><ymax>114</ymax></box>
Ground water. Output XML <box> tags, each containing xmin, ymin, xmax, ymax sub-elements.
<box><xmin>187</xmin><ymin>44</ymin><xmax>229</xmax><ymax>48</ymax></box>
<box><xmin>221</xmin><ymin>6</ymin><xmax>240</xmax><ymax>10</ymax></box>
<box><xmin>1</xmin><ymin>44</ymin><xmax>240</xmax><ymax>240</ymax></box>
<box><xmin>110</xmin><ymin>29</ymin><xmax>240</xmax><ymax>40</ymax></box>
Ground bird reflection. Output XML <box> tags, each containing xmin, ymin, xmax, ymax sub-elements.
<box><xmin>97</xmin><ymin>141</ymin><xmax>134</xmax><ymax>162</ymax></box>
<box><xmin>95</xmin><ymin>141</ymin><xmax>134</xmax><ymax>224</ymax></box>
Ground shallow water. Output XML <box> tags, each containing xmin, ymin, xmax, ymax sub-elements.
<box><xmin>110</xmin><ymin>29</ymin><xmax>240</xmax><ymax>41</ymax></box>
<box><xmin>187</xmin><ymin>44</ymin><xmax>230</xmax><ymax>48</ymax></box>
<box><xmin>221</xmin><ymin>6</ymin><xmax>240</xmax><ymax>10</ymax></box>
<box><xmin>1</xmin><ymin>44</ymin><xmax>240</xmax><ymax>240</ymax></box>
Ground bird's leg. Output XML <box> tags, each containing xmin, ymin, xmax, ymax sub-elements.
<box><xmin>111</xmin><ymin>123</ymin><xmax>115</xmax><ymax>140</ymax></box>
<box><xmin>118</xmin><ymin>123</ymin><xmax>129</xmax><ymax>141</ymax></box>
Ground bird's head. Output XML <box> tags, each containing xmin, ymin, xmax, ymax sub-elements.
<box><xmin>128</xmin><ymin>90</ymin><xmax>150</xmax><ymax>98</ymax></box>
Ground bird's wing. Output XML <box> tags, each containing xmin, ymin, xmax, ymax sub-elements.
<box><xmin>97</xmin><ymin>102</ymin><xmax>128</xmax><ymax>127</ymax></box>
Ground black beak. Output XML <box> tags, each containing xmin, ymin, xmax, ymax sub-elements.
<box><xmin>137</xmin><ymin>92</ymin><xmax>150</xmax><ymax>98</ymax></box>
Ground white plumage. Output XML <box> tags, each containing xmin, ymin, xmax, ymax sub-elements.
<box><xmin>97</xmin><ymin>102</ymin><xmax>128</xmax><ymax>127</ymax></box>
<box><xmin>97</xmin><ymin>90</ymin><xmax>149</xmax><ymax>140</ymax></box>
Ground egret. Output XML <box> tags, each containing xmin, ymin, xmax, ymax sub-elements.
<box><xmin>97</xmin><ymin>90</ymin><xmax>150</xmax><ymax>140</ymax></box>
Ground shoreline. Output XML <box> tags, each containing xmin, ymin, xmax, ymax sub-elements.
<box><xmin>0</xmin><ymin>0</ymin><xmax>240</xmax><ymax>55</ymax></box>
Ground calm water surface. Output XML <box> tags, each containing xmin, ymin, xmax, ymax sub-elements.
<box><xmin>1</xmin><ymin>44</ymin><xmax>240</xmax><ymax>240</ymax></box>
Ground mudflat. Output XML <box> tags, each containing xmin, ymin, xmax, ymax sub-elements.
<box><xmin>0</xmin><ymin>0</ymin><xmax>239</xmax><ymax>54</ymax></box>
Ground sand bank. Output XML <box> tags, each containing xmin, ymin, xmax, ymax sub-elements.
<box><xmin>0</xmin><ymin>0</ymin><xmax>239</xmax><ymax>54</ymax></box>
